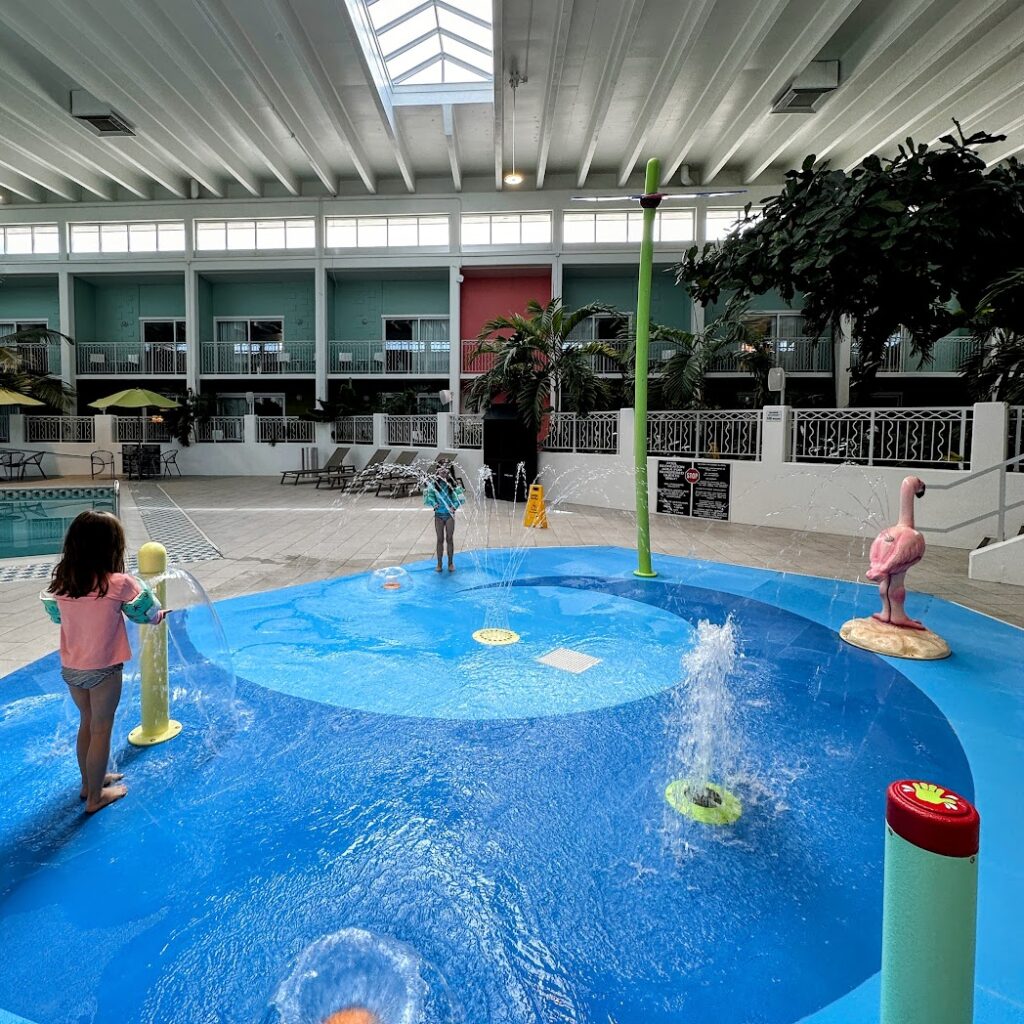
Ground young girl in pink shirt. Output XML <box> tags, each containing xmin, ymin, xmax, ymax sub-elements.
<box><xmin>42</xmin><ymin>510</ymin><xmax>167</xmax><ymax>813</ymax></box>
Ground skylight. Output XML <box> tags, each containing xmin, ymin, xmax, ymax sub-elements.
<box><xmin>364</xmin><ymin>0</ymin><xmax>493</xmax><ymax>87</ymax></box>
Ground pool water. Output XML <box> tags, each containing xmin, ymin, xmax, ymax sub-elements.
<box><xmin>0</xmin><ymin>546</ymin><xmax>1020</xmax><ymax>1024</ymax></box>
<box><xmin>0</xmin><ymin>485</ymin><xmax>118</xmax><ymax>559</ymax></box>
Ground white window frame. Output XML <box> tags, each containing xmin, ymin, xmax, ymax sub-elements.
<box><xmin>705</xmin><ymin>206</ymin><xmax>762</xmax><ymax>242</ymax></box>
<box><xmin>324</xmin><ymin>214</ymin><xmax>450</xmax><ymax>249</ymax></box>
<box><xmin>562</xmin><ymin>209</ymin><xmax>696</xmax><ymax>246</ymax></box>
<box><xmin>381</xmin><ymin>314</ymin><xmax>450</xmax><ymax>344</ymax></box>
<box><xmin>0</xmin><ymin>223</ymin><xmax>59</xmax><ymax>256</ymax></box>
<box><xmin>213</xmin><ymin>316</ymin><xmax>286</xmax><ymax>354</ymax></box>
<box><xmin>140</xmin><ymin>318</ymin><xmax>188</xmax><ymax>346</ymax></box>
<box><xmin>459</xmin><ymin>212</ymin><xmax>553</xmax><ymax>247</ymax></box>
<box><xmin>193</xmin><ymin>218</ymin><xmax>316</xmax><ymax>252</ymax></box>
<box><xmin>68</xmin><ymin>220</ymin><xmax>186</xmax><ymax>255</ymax></box>
<box><xmin>0</xmin><ymin>319</ymin><xmax>49</xmax><ymax>334</ymax></box>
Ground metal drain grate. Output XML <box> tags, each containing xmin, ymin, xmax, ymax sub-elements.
<box><xmin>536</xmin><ymin>647</ymin><xmax>601</xmax><ymax>674</ymax></box>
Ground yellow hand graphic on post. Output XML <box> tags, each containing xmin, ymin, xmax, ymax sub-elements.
<box><xmin>911</xmin><ymin>782</ymin><xmax>959</xmax><ymax>809</ymax></box>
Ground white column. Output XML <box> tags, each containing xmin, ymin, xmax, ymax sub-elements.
<box><xmin>373</xmin><ymin>412</ymin><xmax>387</xmax><ymax>449</ymax></box>
<box><xmin>10</xmin><ymin>414</ymin><xmax>25</xmax><ymax>445</ymax></box>
<box><xmin>448</xmin><ymin>264</ymin><xmax>462</xmax><ymax>412</ymax></box>
<box><xmin>836</xmin><ymin>315</ymin><xmax>853</xmax><ymax>408</ymax></box>
<box><xmin>762</xmin><ymin>404</ymin><xmax>790</xmax><ymax>465</ymax></box>
<box><xmin>58</xmin><ymin>269</ymin><xmax>75</xmax><ymax>397</ymax></box>
<box><xmin>95</xmin><ymin>414</ymin><xmax>115</xmax><ymax>448</ymax></box>
<box><xmin>619</xmin><ymin>407</ymin><xmax>639</xmax><ymax>512</ymax></box>
<box><xmin>315</xmin><ymin>263</ymin><xmax>328</xmax><ymax>407</ymax></box>
<box><xmin>437</xmin><ymin>411</ymin><xmax>452</xmax><ymax>451</ymax></box>
<box><xmin>969</xmin><ymin>402</ymin><xmax>1008</xmax><ymax>472</ymax></box>
<box><xmin>243</xmin><ymin>414</ymin><xmax>258</xmax><ymax>445</ymax></box>
<box><xmin>184</xmin><ymin>266</ymin><xmax>200</xmax><ymax>394</ymax></box>
<box><xmin>551</xmin><ymin>258</ymin><xmax>563</xmax><ymax>304</ymax></box>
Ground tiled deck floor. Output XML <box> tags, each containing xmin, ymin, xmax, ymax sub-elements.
<box><xmin>1</xmin><ymin>475</ymin><xmax>1019</xmax><ymax>677</ymax></box>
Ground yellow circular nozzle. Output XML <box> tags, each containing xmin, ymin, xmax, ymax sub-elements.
<box><xmin>665</xmin><ymin>780</ymin><xmax>742</xmax><ymax>826</ymax></box>
<box><xmin>472</xmin><ymin>627</ymin><xmax>520</xmax><ymax>646</ymax></box>
<box><xmin>137</xmin><ymin>541</ymin><xmax>168</xmax><ymax>576</ymax></box>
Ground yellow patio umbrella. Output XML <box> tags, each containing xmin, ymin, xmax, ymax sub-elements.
<box><xmin>88</xmin><ymin>388</ymin><xmax>181</xmax><ymax>410</ymax></box>
<box><xmin>0</xmin><ymin>387</ymin><xmax>45</xmax><ymax>406</ymax></box>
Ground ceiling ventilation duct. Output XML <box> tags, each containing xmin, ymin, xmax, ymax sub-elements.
<box><xmin>771</xmin><ymin>61</ymin><xmax>839</xmax><ymax>114</ymax></box>
<box><xmin>70</xmin><ymin>89</ymin><xmax>136</xmax><ymax>136</ymax></box>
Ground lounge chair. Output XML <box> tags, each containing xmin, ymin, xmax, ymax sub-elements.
<box><xmin>326</xmin><ymin>448</ymin><xmax>391</xmax><ymax>493</ymax></box>
<box><xmin>281</xmin><ymin>446</ymin><xmax>354</xmax><ymax>486</ymax></box>
<box><xmin>375</xmin><ymin>450</ymin><xmax>433</xmax><ymax>498</ymax></box>
<box><xmin>368</xmin><ymin>449</ymin><xmax>419</xmax><ymax>495</ymax></box>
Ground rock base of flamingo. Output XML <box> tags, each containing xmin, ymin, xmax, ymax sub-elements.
<box><xmin>840</xmin><ymin>617</ymin><xmax>951</xmax><ymax>660</ymax></box>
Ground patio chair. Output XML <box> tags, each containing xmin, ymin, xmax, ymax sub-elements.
<box><xmin>161</xmin><ymin>449</ymin><xmax>182</xmax><ymax>477</ymax></box>
<box><xmin>10</xmin><ymin>450</ymin><xmax>46</xmax><ymax>480</ymax></box>
<box><xmin>375</xmin><ymin>451</ymin><xmax>434</xmax><ymax>498</ymax></box>
<box><xmin>282</xmin><ymin>446</ymin><xmax>354</xmax><ymax>486</ymax></box>
<box><xmin>0</xmin><ymin>449</ymin><xmax>24</xmax><ymax>480</ymax></box>
<box><xmin>338</xmin><ymin>448</ymin><xmax>393</xmax><ymax>493</ymax></box>
<box><xmin>91</xmin><ymin>449</ymin><xmax>115</xmax><ymax>480</ymax></box>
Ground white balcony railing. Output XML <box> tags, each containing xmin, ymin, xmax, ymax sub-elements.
<box><xmin>329</xmin><ymin>340</ymin><xmax>449</xmax><ymax>376</ymax></box>
<box><xmin>791</xmin><ymin>407</ymin><xmax>973</xmax><ymax>468</ymax></box>
<box><xmin>451</xmin><ymin>414</ymin><xmax>483</xmax><ymax>448</ymax></box>
<box><xmin>9</xmin><ymin>342</ymin><xmax>61</xmax><ymax>376</ymax></box>
<box><xmin>385</xmin><ymin>414</ymin><xmax>438</xmax><ymax>447</ymax></box>
<box><xmin>543</xmin><ymin>412</ymin><xmax>619</xmax><ymax>453</ymax></box>
<box><xmin>195</xmin><ymin>417</ymin><xmax>245</xmax><ymax>443</ymax></box>
<box><xmin>77</xmin><ymin>341</ymin><xmax>187</xmax><ymax>376</ymax></box>
<box><xmin>24</xmin><ymin>416</ymin><xmax>95</xmax><ymax>443</ymax></box>
<box><xmin>201</xmin><ymin>341</ymin><xmax>315</xmax><ymax>375</ymax></box>
<box><xmin>334</xmin><ymin>415</ymin><xmax>374</xmax><ymax>444</ymax></box>
<box><xmin>114</xmin><ymin>417</ymin><xmax>174</xmax><ymax>443</ymax></box>
<box><xmin>709</xmin><ymin>337</ymin><xmax>833</xmax><ymax>374</ymax></box>
<box><xmin>854</xmin><ymin>334</ymin><xmax>983</xmax><ymax>374</ymax></box>
<box><xmin>647</xmin><ymin>410</ymin><xmax>762</xmax><ymax>460</ymax></box>
<box><xmin>256</xmin><ymin>416</ymin><xmax>314</xmax><ymax>443</ymax></box>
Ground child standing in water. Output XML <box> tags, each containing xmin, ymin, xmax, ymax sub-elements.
<box><xmin>425</xmin><ymin>463</ymin><xmax>464</xmax><ymax>573</ymax></box>
<box><xmin>42</xmin><ymin>511</ymin><xmax>167</xmax><ymax>813</ymax></box>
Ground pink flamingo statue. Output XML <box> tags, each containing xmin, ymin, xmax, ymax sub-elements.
<box><xmin>866</xmin><ymin>476</ymin><xmax>928</xmax><ymax>630</ymax></box>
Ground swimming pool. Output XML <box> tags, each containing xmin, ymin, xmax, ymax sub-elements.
<box><xmin>0</xmin><ymin>484</ymin><xmax>119</xmax><ymax>559</ymax></box>
<box><xmin>0</xmin><ymin>546</ymin><xmax>1020</xmax><ymax>1024</ymax></box>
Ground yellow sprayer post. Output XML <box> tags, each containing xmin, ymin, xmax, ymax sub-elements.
<box><xmin>128</xmin><ymin>542</ymin><xmax>182</xmax><ymax>747</ymax></box>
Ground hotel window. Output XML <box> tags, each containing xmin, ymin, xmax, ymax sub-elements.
<box><xmin>460</xmin><ymin>212</ymin><xmax>552</xmax><ymax>246</ymax></box>
<box><xmin>705</xmin><ymin>207</ymin><xmax>761</xmax><ymax>242</ymax></box>
<box><xmin>562</xmin><ymin>209</ymin><xmax>695</xmax><ymax>245</ymax></box>
<box><xmin>0</xmin><ymin>223</ymin><xmax>59</xmax><ymax>255</ymax></box>
<box><xmin>194</xmin><ymin>218</ymin><xmax>315</xmax><ymax>251</ymax></box>
<box><xmin>325</xmin><ymin>215</ymin><xmax>449</xmax><ymax>248</ymax></box>
<box><xmin>69</xmin><ymin>221</ymin><xmax>185</xmax><ymax>254</ymax></box>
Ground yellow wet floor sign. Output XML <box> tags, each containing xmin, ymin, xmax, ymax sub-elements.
<box><xmin>523</xmin><ymin>483</ymin><xmax>548</xmax><ymax>528</ymax></box>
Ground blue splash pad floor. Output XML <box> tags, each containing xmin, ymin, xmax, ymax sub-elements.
<box><xmin>0</xmin><ymin>546</ymin><xmax>1021</xmax><ymax>1024</ymax></box>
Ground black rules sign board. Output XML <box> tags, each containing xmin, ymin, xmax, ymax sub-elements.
<box><xmin>656</xmin><ymin>460</ymin><xmax>731</xmax><ymax>521</ymax></box>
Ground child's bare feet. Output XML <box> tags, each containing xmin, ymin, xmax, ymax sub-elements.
<box><xmin>85</xmin><ymin>783</ymin><xmax>127</xmax><ymax>813</ymax></box>
<box><xmin>448</xmin><ymin>562</ymin><xmax>456</xmax><ymax>572</ymax></box>
<box><xmin>80</xmin><ymin>772</ymin><xmax>124</xmax><ymax>801</ymax></box>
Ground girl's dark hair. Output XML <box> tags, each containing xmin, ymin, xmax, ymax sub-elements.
<box><xmin>49</xmin><ymin>510</ymin><xmax>126</xmax><ymax>598</ymax></box>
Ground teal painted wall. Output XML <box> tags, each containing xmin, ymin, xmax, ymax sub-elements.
<box><xmin>208</xmin><ymin>279</ymin><xmax>315</xmax><ymax>339</ymax></box>
<box><xmin>0</xmin><ymin>281</ymin><xmax>59</xmax><ymax>326</ymax></box>
<box><xmin>562</xmin><ymin>266</ymin><xmax>691</xmax><ymax>329</ymax></box>
<box><xmin>706</xmin><ymin>289</ymin><xmax>805</xmax><ymax>319</ymax></box>
<box><xmin>72</xmin><ymin>280</ymin><xmax>184</xmax><ymax>341</ymax></box>
<box><xmin>198</xmin><ymin>276</ymin><xmax>213</xmax><ymax>344</ymax></box>
<box><xmin>330</xmin><ymin>278</ymin><xmax>448</xmax><ymax>339</ymax></box>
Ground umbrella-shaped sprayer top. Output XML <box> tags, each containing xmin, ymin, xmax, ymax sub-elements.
<box><xmin>88</xmin><ymin>388</ymin><xmax>181</xmax><ymax>410</ymax></box>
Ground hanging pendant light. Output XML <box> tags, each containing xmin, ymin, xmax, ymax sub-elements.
<box><xmin>503</xmin><ymin>71</ymin><xmax>524</xmax><ymax>186</ymax></box>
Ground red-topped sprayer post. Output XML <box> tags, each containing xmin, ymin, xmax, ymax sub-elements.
<box><xmin>633</xmin><ymin>157</ymin><xmax>661</xmax><ymax>579</ymax></box>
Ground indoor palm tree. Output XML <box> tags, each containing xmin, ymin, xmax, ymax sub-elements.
<box><xmin>960</xmin><ymin>268</ymin><xmax>1024</xmax><ymax>403</ymax></box>
<box><xmin>0</xmin><ymin>326</ymin><xmax>75</xmax><ymax>409</ymax></box>
<box><xmin>466</xmin><ymin>298</ymin><xmax>622</xmax><ymax>432</ymax></box>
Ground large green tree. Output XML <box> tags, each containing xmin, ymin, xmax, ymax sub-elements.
<box><xmin>466</xmin><ymin>298</ymin><xmax>620</xmax><ymax>431</ymax></box>
<box><xmin>677</xmin><ymin>123</ymin><xmax>1024</xmax><ymax>400</ymax></box>
<box><xmin>0</xmin><ymin>326</ymin><xmax>75</xmax><ymax>408</ymax></box>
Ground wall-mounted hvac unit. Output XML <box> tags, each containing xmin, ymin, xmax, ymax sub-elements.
<box><xmin>771</xmin><ymin>61</ymin><xmax>839</xmax><ymax>114</ymax></box>
<box><xmin>70</xmin><ymin>89</ymin><xmax>136</xmax><ymax>136</ymax></box>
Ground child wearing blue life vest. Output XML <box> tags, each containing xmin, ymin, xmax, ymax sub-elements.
<box><xmin>424</xmin><ymin>463</ymin><xmax>465</xmax><ymax>572</ymax></box>
<box><xmin>41</xmin><ymin>510</ymin><xmax>168</xmax><ymax>813</ymax></box>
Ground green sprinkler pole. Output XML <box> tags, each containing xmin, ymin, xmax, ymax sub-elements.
<box><xmin>633</xmin><ymin>157</ymin><xmax>661</xmax><ymax>579</ymax></box>
<box><xmin>880</xmin><ymin>779</ymin><xmax>980</xmax><ymax>1024</ymax></box>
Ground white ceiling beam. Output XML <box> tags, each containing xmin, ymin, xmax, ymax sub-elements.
<box><xmin>0</xmin><ymin>65</ymin><xmax>159</xmax><ymax>198</ymax></box>
<box><xmin>835</xmin><ymin>6</ymin><xmax>1024</xmax><ymax>170</ymax></box>
<box><xmin>443</xmin><ymin>104</ymin><xmax>462</xmax><ymax>191</ymax></box>
<box><xmin>0</xmin><ymin>2</ymin><xmax>226</xmax><ymax>196</ymax></box>
<box><xmin>923</xmin><ymin>57</ymin><xmax>1024</xmax><ymax>146</ymax></box>
<box><xmin>535</xmin><ymin>0</ymin><xmax>574</xmax><ymax>189</ymax></box>
<box><xmin>662</xmin><ymin>0</ymin><xmax>790</xmax><ymax>185</ymax></box>
<box><xmin>262</xmin><ymin>0</ymin><xmax>389</xmax><ymax>193</ymax></box>
<box><xmin>0</xmin><ymin>170</ymin><xmax>45</xmax><ymax>204</ymax></box>
<box><xmin>702</xmin><ymin>0</ymin><xmax>862</xmax><ymax>184</ymax></box>
<box><xmin>574</xmin><ymin>0</ymin><xmax>644</xmax><ymax>189</ymax></box>
<box><xmin>0</xmin><ymin>112</ymin><xmax>116</xmax><ymax>200</ymax></box>
<box><xmin>742</xmin><ymin>0</ymin><xmax>937</xmax><ymax>183</ymax></box>
<box><xmin>0</xmin><ymin>150</ymin><xmax>79</xmax><ymax>202</ymax></box>
<box><xmin>126</xmin><ymin>1</ymin><xmax>302</xmax><ymax>196</ymax></box>
<box><xmin>615</xmin><ymin>0</ymin><xmax>716</xmax><ymax>187</ymax></box>
<box><xmin>985</xmin><ymin>116</ymin><xmax>1024</xmax><ymax>163</ymax></box>
<box><xmin>492</xmin><ymin>0</ymin><xmax>504</xmax><ymax>190</ymax></box>
<box><xmin>71</xmin><ymin>0</ymin><xmax>263</xmax><ymax>196</ymax></box>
